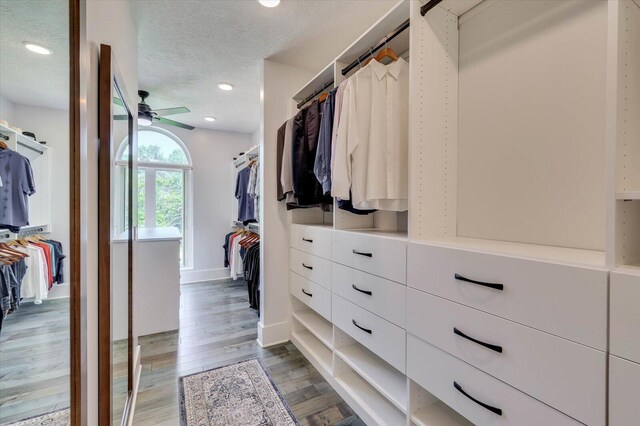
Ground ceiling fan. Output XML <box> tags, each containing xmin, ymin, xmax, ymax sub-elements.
<box><xmin>115</xmin><ymin>90</ymin><xmax>195</xmax><ymax>130</ymax></box>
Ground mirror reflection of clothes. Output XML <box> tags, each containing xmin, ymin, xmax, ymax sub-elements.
<box><xmin>0</xmin><ymin>149</ymin><xmax>36</xmax><ymax>232</ymax></box>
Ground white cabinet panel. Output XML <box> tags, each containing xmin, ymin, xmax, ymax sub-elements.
<box><xmin>407</xmin><ymin>335</ymin><xmax>581</xmax><ymax>426</ymax></box>
<box><xmin>290</xmin><ymin>224</ymin><xmax>332</xmax><ymax>259</ymax></box>
<box><xmin>332</xmin><ymin>263</ymin><xmax>405</xmax><ymax>328</ymax></box>
<box><xmin>407</xmin><ymin>289</ymin><xmax>605</xmax><ymax>425</ymax></box>
<box><xmin>407</xmin><ymin>242</ymin><xmax>608</xmax><ymax>350</ymax></box>
<box><xmin>332</xmin><ymin>231</ymin><xmax>407</xmax><ymax>284</ymax></box>
<box><xmin>609</xmin><ymin>355</ymin><xmax>640</xmax><ymax>426</ymax></box>
<box><xmin>332</xmin><ymin>294</ymin><xmax>406</xmax><ymax>373</ymax></box>
<box><xmin>610</xmin><ymin>268</ymin><xmax>640</xmax><ymax>363</ymax></box>
<box><xmin>290</xmin><ymin>248</ymin><xmax>332</xmax><ymax>291</ymax></box>
<box><xmin>290</xmin><ymin>271</ymin><xmax>331</xmax><ymax>321</ymax></box>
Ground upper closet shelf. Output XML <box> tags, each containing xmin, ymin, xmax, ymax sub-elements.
<box><xmin>0</xmin><ymin>123</ymin><xmax>48</xmax><ymax>154</ymax></box>
<box><xmin>335</xmin><ymin>0</ymin><xmax>409</xmax><ymax>68</ymax></box>
<box><xmin>292</xmin><ymin>63</ymin><xmax>334</xmax><ymax>106</ymax></box>
<box><xmin>233</xmin><ymin>145</ymin><xmax>259</xmax><ymax>168</ymax></box>
<box><xmin>419</xmin><ymin>236</ymin><xmax>606</xmax><ymax>268</ymax></box>
<box><xmin>616</xmin><ymin>191</ymin><xmax>640</xmax><ymax>201</ymax></box>
<box><xmin>420</xmin><ymin>0</ymin><xmax>486</xmax><ymax>17</ymax></box>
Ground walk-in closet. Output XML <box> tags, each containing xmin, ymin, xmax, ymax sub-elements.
<box><xmin>2</xmin><ymin>0</ymin><xmax>639</xmax><ymax>425</ymax></box>
<box><xmin>0</xmin><ymin>0</ymin><xmax>72</xmax><ymax>423</ymax></box>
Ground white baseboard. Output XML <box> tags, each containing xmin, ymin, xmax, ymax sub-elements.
<box><xmin>257</xmin><ymin>320</ymin><xmax>291</xmax><ymax>348</ymax></box>
<box><xmin>180</xmin><ymin>267</ymin><xmax>230</xmax><ymax>284</ymax></box>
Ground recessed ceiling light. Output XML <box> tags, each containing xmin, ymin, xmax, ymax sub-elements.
<box><xmin>204</xmin><ymin>116</ymin><xmax>216</xmax><ymax>122</ymax></box>
<box><xmin>23</xmin><ymin>42</ymin><xmax>53</xmax><ymax>55</ymax></box>
<box><xmin>217</xmin><ymin>82</ymin><xmax>234</xmax><ymax>91</ymax></box>
<box><xmin>258</xmin><ymin>0</ymin><xmax>280</xmax><ymax>7</ymax></box>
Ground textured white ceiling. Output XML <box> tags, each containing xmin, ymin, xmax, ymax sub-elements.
<box><xmin>134</xmin><ymin>0</ymin><xmax>398</xmax><ymax>133</ymax></box>
<box><xmin>0</xmin><ymin>0</ymin><xmax>69</xmax><ymax>111</ymax></box>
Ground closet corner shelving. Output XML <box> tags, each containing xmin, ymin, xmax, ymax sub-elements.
<box><xmin>0</xmin><ymin>123</ymin><xmax>52</xmax><ymax>239</ymax></box>
<box><xmin>283</xmin><ymin>0</ymin><xmax>640</xmax><ymax>424</ymax></box>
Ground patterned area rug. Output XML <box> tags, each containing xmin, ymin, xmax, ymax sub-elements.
<box><xmin>7</xmin><ymin>408</ymin><xmax>70</xmax><ymax>425</ymax></box>
<box><xmin>179</xmin><ymin>358</ymin><xmax>298</xmax><ymax>426</ymax></box>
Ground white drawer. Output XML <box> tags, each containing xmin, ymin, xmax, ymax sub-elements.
<box><xmin>290</xmin><ymin>272</ymin><xmax>331</xmax><ymax>321</ymax></box>
<box><xmin>332</xmin><ymin>263</ymin><xmax>405</xmax><ymax>328</ymax></box>
<box><xmin>609</xmin><ymin>355</ymin><xmax>640</xmax><ymax>426</ymax></box>
<box><xmin>332</xmin><ymin>231</ymin><xmax>407</xmax><ymax>284</ymax></box>
<box><xmin>332</xmin><ymin>294</ymin><xmax>405</xmax><ymax>373</ymax></box>
<box><xmin>406</xmin><ymin>289</ymin><xmax>605</xmax><ymax>425</ymax></box>
<box><xmin>290</xmin><ymin>224</ymin><xmax>332</xmax><ymax>260</ymax></box>
<box><xmin>610</xmin><ymin>268</ymin><xmax>640</xmax><ymax>363</ymax></box>
<box><xmin>407</xmin><ymin>335</ymin><xmax>581</xmax><ymax>426</ymax></box>
<box><xmin>290</xmin><ymin>248</ymin><xmax>332</xmax><ymax>291</ymax></box>
<box><xmin>407</xmin><ymin>242</ymin><xmax>608</xmax><ymax>350</ymax></box>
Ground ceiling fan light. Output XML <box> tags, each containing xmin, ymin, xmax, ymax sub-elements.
<box><xmin>138</xmin><ymin>112</ymin><xmax>153</xmax><ymax>126</ymax></box>
<box><xmin>258</xmin><ymin>0</ymin><xmax>280</xmax><ymax>7</ymax></box>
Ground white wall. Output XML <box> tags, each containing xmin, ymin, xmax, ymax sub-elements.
<box><xmin>258</xmin><ymin>59</ymin><xmax>313</xmax><ymax>347</ymax></box>
<box><xmin>159</xmin><ymin>126</ymin><xmax>253</xmax><ymax>283</ymax></box>
<box><xmin>9</xmin><ymin>102</ymin><xmax>70</xmax><ymax>299</ymax></box>
<box><xmin>86</xmin><ymin>0</ymin><xmax>138</xmax><ymax>422</ymax></box>
<box><xmin>0</xmin><ymin>94</ymin><xmax>14</xmax><ymax>121</ymax></box>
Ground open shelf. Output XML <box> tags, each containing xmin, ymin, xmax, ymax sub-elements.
<box><xmin>292</xmin><ymin>62</ymin><xmax>334</xmax><ymax>104</ymax></box>
<box><xmin>339</xmin><ymin>228</ymin><xmax>408</xmax><ymax>241</ymax></box>
<box><xmin>292</xmin><ymin>310</ymin><xmax>333</xmax><ymax>349</ymax></box>
<box><xmin>336</xmin><ymin>344</ymin><xmax>407</xmax><ymax>412</ymax></box>
<box><xmin>291</xmin><ymin>329</ymin><xmax>332</xmax><ymax>374</ymax></box>
<box><xmin>418</xmin><ymin>236</ymin><xmax>606</xmax><ymax>268</ymax></box>
<box><xmin>412</xmin><ymin>402</ymin><xmax>473</xmax><ymax>426</ymax></box>
<box><xmin>617</xmin><ymin>191</ymin><xmax>640</xmax><ymax>201</ymax></box>
<box><xmin>335</xmin><ymin>371</ymin><xmax>406</xmax><ymax>426</ymax></box>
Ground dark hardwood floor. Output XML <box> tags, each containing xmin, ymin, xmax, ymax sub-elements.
<box><xmin>0</xmin><ymin>298</ymin><xmax>70</xmax><ymax>424</ymax></box>
<box><xmin>134</xmin><ymin>279</ymin><xmax>363</xmax><ymax>426</ymax></box>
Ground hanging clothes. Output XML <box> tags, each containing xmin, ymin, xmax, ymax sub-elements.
<box><xmin>276</xmin><ymin>123</ymin><xmax>287</xmax><ymax>201</ymax></box>
<box><xmin>248</xmin><ymin>161</ymin><xmax>260</xmax><ymax>223</ymax></box>
<box><xmin>288</xmin><ymin>101</ymin><xmax>331</xmax><ymax>211</ymax></box>
<box><xmin>332</xmin><ymin>58</ymin><xmax>409</xmax><ymax>211</ymax></box>
<box><xmin>235</xmin><ymin>167</ymin><xmax>256</xmax><ymax>224</ymax></box>
<box><xmin>0</xmin><ymin>148</ymin><xmax>36</xmax><ymax>232</ymax></box>
<box><xmin>314</xmin><ymin>88</ymin><xmax>337</xmax><ymax>195</ymax></box>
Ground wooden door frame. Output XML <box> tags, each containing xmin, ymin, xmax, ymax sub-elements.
<box><xmin>70</xmin><ymin>0</ymin><xmax>84</xmax><ymax>424</ymax></box>
<box><xmin>98</xmin><ymin>43</ymin><xmax>135</xmax><ymax>426</ymax></box>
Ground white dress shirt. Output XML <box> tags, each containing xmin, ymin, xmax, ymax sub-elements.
<box><xmin>332</xmin><ymin>58</ymin><xmax>409</xmax><ymax>211</ymax></box>
<box><xmin>18</xmin><ymin>245</ymin><xmax>48</xmax><ymax>304</ymax></box>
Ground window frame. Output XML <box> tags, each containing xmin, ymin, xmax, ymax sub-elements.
<box><xmin>115</xmin><ymin>127</ymin><xmax>194</xmax><ymax>269</ymax></box>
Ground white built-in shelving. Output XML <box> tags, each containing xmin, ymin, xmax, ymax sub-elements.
<box><xmin>334</xmin><ymin>371</ymin><xmax>406</xmax><ymax>426</ymax></box>
<box><xmin>290</xmin><ymin>329</ymin><xmax>333</xmax><ymax>373</ymax></box>
<box><xmin>335</xmin><ymin>344</ymin><xmax>407</xmax><ymax>412</ymax></box>
<box><xmin>292</xmin><ymin>310</ymin><xmax>333</xmax><ymax>349</ymax></box>
<box><xmin>411</xmin><ymin>403</ymin><xmax>473</xmax><ymax>426</ymax></box>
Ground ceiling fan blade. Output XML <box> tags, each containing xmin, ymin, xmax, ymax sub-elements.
<box><xmin>152</xmin><ymin>107</ymin><xmax>190</xmax><ymax>117</ymax></box>
<box><xmin>114</xmin><ymin>115</ymin><xmax>128</xmax><ymax>120</ymax></box>
<box><xmin>154</xmin><ymin>116</ymin><xmax>195</xmax><ymax>130</ymax></box>
<box><xmin>113</xmin><ymin>97</ymin><xmax>125</xmax><ymax>107</ymax></box>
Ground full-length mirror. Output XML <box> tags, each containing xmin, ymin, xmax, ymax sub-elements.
<box><xmin>0</xmin><ymin>0</ymin><xmax>73</xmax><ymax>423</ymax></box>
<box><xmin>99</xmin><ymin>44</ymin><xmax>134</xmax><ymax>425</ymax></box>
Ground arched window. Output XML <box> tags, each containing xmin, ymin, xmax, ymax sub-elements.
<box><xmin>116</xmin><ymin>128</ymin><xmax>193</xmax><ymax>267</ymax></box>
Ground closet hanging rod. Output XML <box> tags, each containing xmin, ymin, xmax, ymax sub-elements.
<box><xmin>296</xmin><ymin>79</ymin><xmax>335</xmax><ymax>110</ymax></box>
<box><xmin>19</xmin><ymin>143</ymin><xmax>45</xmax><ymax>155</ymax></box>
<box><xmin>340</xmin><ymin>18</ymin><xmax>411</xmax><ymax>77</ymax></box>
<box><xmin>420</xmin><ymin>0</ymin><xmax>444</xmax><ymax>16</ymax></box>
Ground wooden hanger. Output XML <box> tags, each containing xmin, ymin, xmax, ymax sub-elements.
<box><xmin>318</xmin><ymin>92</ymin><xmax>329</xmax><ymax>103</ymax></box>
<box><xmin>365</xmin><ymin>46</ymin><xmax>399</xmax><ymax>66</ymax></box>
<box><xmin>0</xmin><ymin>140</ymin><xmax>7</xmax><ymax>150</ymax></box>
